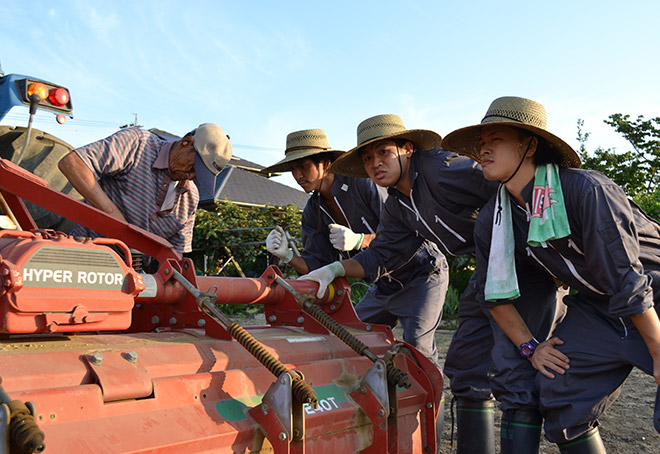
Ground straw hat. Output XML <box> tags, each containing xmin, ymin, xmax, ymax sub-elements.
<box><xmin>262</xmin><ymin>129</ymin><xmax>345</xmax><ymax>174</ymax></box>
<box><xmin>441</xmin><ymin>97</ymin><xmax>581</xmax><ymax>168</ymax></box>
<box><xmin>330</xmin><ymin>114</ymin><xmax>443</xmax><ymax>178</ymax></box>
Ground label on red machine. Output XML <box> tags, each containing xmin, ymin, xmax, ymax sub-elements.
<box><xmin>21</xmin><ymin>245</ymin><xmax>126</xmax><ymax>290</ymax></box>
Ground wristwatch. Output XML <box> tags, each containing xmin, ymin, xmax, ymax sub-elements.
<box><xmin>519</xmin><ymin>338</ymin><xmax>539</xmax><ymax>358</ymax></box>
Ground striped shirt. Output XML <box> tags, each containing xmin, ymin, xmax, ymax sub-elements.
<box><xmin>70</xmin><ymin>128</ymin><xmax>199</xmax><ymax>252</ymax></box>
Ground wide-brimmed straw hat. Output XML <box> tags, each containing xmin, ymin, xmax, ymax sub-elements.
<box><xmin>441</xmin><ymin>96</ymin><xmax>581</xmax><ymax>168</ymax></box>
<box><xmin>330</xmin><ymin>114</ymin><xmax>443</xmax><ymax>178</ymax></box>
<box><xmin>262</xmin><ymin>129</ymin><xmax>344</xmax><ymax>174</ymax></box>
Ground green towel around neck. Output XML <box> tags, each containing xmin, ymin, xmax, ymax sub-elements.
<box><xmin>527</xmin><ymin>164</ymin><xmax>571</xmax><ymax>247</ymax></box>
<box><xmin>485</xmin><ymin>164</ymin><xmax>570</xmax><ymax>301</ymax></box>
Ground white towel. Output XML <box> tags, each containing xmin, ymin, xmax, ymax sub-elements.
<box><xmin>160</xmin><ymin>181</ymin><xmax>178</xmax><ymax>212</ymax></box>
<box><xmin>484</xmin><ymin>184</ymin><xmax>520</xmax><ymax>301</ymax></box>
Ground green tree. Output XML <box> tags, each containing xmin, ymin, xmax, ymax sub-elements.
<box><xmin>192</xmin><ymin>201</ymin><xmax>302</xmax><ymax>278</ymax></box>
<box><xmin>576</xmin><ymin>119</ymin><xmax>645</xmax><ymax>195</ymax></box>
<box><xmin>192</xmin><ymin>202</ymin><xmax>304</xmax><ymax>316</ymax></box>
<box><xmin>577</xmin><ymin>115</ymin><xmax>660</xmax><ymax>219</ymax></box>
<box><xmin>604</xmin><ymin>114</ymin><xmax>660</xmax><ymax>194</ymax></box>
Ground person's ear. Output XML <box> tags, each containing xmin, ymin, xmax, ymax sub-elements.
<box><xmin>402</xmin><ymin>141</ymin><xmax>414</xmax><ymax>158</ymax></box>
<box><xmin>526</xmin><ymin>136</ymin><xmax>538</xmax><ymax>160</ymax></box>
<box><xmin>180</xmin><ymin>137</ymin><xmax>195</xmax><ymax>150</ymax></box>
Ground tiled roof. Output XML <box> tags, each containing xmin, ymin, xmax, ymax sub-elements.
<box><xmin>198</xmin><ymin>165</ymin><xmax>309</xmax><ymax>210</ymax></box>
<box><xmin>229</xmin><ymin>156</ymin><xmax>265</xmax><ymax>172</ymax></box>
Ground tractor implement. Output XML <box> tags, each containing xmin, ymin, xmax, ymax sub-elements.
<box><xmin>0</xmin><ymin>154</ymin><xmax>443</xmax><ymax>453</ymax></box>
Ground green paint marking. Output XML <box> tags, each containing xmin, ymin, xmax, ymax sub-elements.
<box><xmin>501</xmin><ymin>421</ymin><xmax>542</xmax><ymax>429</ymax></box>
<box><xmin>215</xmin><ymin>384</ymin><xmax>350</xmax><ymax>422</ymax></box>
<box><xmin>456</xmin><ymin>408</ymin><xmax>495</xmax><ymax>414</ymax></box>
<box><xmin>559</xmin><ymin>431</ymin><xmax>598</xmax><ymax>448</ymax></box>
<box><xmin>216</xmin><ymin>395</ymin><xmax>262</xmax><ymax>422</ymax></box>
<box><xmin>311</xmin><ymin>384</ymin><xmax>349</xmax><ymax>404</ymax></box>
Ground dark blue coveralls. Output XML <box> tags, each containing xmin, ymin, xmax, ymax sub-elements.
<box><xmin>474</xmin><ymin>190</ymin><xmax>568</xmax><ymax>412</ymax></box>
<box><xmin>352</xmin><ymin>148</ymin><xmax>498</xmax><ymax>400</ymax></box>
<box><xmin>478</xmin><ymin>167</ymin><xmax>660</xmax><ymax>444</ymax></box>
<box><xmin>299</xmin><ymin>173</ymin><xmax>447</xmax><ymax>364</ymax></box>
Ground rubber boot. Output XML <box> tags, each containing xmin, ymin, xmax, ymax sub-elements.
<box><xmin>455</xmin><ymin>397</ymin><xmax>495</xmax><ymax>454</ymax></box>
<box><xmin>558</xmin><ymin>427</ymin><xmax>606</xmax><ymax>454</ymax></box>
<box><xmin>500</xmin><ymin>408</ymin><xmax>543</xmax><ymax>454</ymax></box>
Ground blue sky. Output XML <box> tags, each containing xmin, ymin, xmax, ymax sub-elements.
<box><xmin>2</xmin><ymin>1</ymin><xmax>658</xmax><ymax>189</ymax></box>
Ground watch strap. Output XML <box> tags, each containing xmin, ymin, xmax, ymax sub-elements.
<box><xmin>519</xmin><ymin>337</ymin><xmax>540</xmax><ymax>358</ymax></box>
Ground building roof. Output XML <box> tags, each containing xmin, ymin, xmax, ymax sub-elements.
<box><xmin>198</xmin><ymin>166</ymin><xmax>309</xmax><ymax>210</ymax></box>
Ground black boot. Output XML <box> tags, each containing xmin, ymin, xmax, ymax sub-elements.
<box><xmin>500</xmin><ymin>408</ymin><xmax>542</xmax><ymax>454</ymax></box>
<box><xmin>455</xmin><ymin>397</ymin><xmax>495</xmax><ymax>454</ymax></box>
<box><xmin>558</xmin><ymin>427</ymin><xmax>606</xmax><ymax>454</ymax></box>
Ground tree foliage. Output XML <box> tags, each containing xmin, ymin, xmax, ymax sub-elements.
<box><xmin>192</xmin><ymin>201</ymin><xmax>302</xmax><ymax>278</ymax></box>
<box><xmin>576</xmin><ymin>119</ymin><xmax>644</xmax><ymax>195</ymax></box>
<box><xmin>605</xmin><ymin>114</ymin><xmax>660</xmax><ymax>194</ymax></box>
<box><xmin>577</xmin><ymin>114</ymin><xmax>660</xmax><ymax>219</ymax></box>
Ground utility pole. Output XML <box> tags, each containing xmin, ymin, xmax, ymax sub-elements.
<box><xmin>119</xmin><ymin>113</ymin><xmax>143</xmax><ymax>129</ymax></box>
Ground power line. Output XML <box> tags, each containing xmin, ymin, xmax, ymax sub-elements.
<box><xmin>1</xmin><ymin>111</ymin><xmax>120</xmax><ymax>128</ymax></box>
<box><xmin>1</xmin><ymin>111</ymin><xmax>282</xmax><ymax>152</ymax></box>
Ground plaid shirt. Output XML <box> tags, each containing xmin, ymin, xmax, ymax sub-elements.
<box><xmin>70</xmin><ymin>128</ymin><xmax>199</xmax><ymax>252</ymax></box>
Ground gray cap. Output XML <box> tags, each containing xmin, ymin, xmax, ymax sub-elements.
<box><xmin>192</xmin><ymin>123</ymin><xmax>232</xmax><ymax>194</ymax></box>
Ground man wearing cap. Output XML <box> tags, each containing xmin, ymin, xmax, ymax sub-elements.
<box><xmin>301</xmin><ymin>114</ymin><xmax>500</xmax><ymax>453</ymax></box>
<box><xmin>58</xmin><ymin>124</ymin><xmax>231</xmax><ymax>253</ymax></box>
<box><xmin>263</xmin><ymin>129</ymin><xmax>448</xmax><ymax>365</ymax></box>
<box><xmin>442</xmin><ymin>96</ymin><xmax>660</xmax><ymax>453</ymax></box>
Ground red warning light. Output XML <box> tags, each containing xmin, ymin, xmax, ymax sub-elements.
<box><xmin>49</xmin><ymin>88</ymin><xmax>70</xmax><ymax>107</ymax></box>
<box><xmin>56</xmin><ymin>113</ymin><xmax>66</xmax><ymax>124</ymax></box>
<box><xmin>27</xmin><ymin>83</ymin><xmax>49</xmax><ymax>101</ymax></box>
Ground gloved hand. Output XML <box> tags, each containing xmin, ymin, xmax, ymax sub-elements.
<box><xmin>298</xmin><ymin>261</ymin><xmax>346</xmax><ymax>298</ymax></box>
<box><xmin>329</xmin><ymin>224</ymin><xmax>364</xmax><ymax>251</ymax></box>
<box><xmin>266</xmin><ymin>226</ymin><xmax>294</xmax><ymax>263</ymax></box>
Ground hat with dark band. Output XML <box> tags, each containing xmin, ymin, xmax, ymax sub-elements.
<box><xmin>330</xmin><ymin>114</ymin><xmax>442</xmax><ymax>178</ymax></box>
<box><xmin>262</xmin><ymin>129</ymin><xmax>344</xmax><ymax>174</ymax></box>
<box><xmin>441</xmin><ymin>97</ymin><xmax>581</xmax><ymax>168</ymax></box>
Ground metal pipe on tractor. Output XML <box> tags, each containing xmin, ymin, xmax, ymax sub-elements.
<box><xmin>0</xmin><ymin>84</ymin><xmax>443</xmax><ymax>452</ymax></box>
<box><xmin>171</xmin><ymin>268</ymin><xmax>318</xmax><ymax>408</ymax></box>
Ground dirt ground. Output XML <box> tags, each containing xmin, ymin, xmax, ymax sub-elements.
<box><xmin>430</xmin><ymin>329</ymin><xmax>660</xmax><ymax>454</ymax></box>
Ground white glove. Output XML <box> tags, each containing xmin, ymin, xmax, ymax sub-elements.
<box><xmin>299</xmin><ymin>261</ymin><xmax>346</xmax><ymax>298</ymax></box>
<box><xmin>329</xmin><ymin>223</ymin><xmax>364</xmax><ymax>251</ymax></box>
<box><xmin>266</xmin><ymin>226</ymin><xmax>293</xmax><ymax>263</ymax></box>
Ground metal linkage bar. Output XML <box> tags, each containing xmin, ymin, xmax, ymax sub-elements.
<box><xmin>274</xmin><ymin>276</ymin><xmax>411</xmax><ymax>389</ymax></box>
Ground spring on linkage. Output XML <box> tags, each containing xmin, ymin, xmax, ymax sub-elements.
<box><xmin>227</xmin><ymin>322</ymin><xmax>318</xmax><ymax>407</ymax></box>
<box><xmin>386</xmin><ymin>367</ymin><xmax>410</xmax><ymax>389</ymax></box>
<box><xmin>7</xmin><ymin>400</ymin><xmax>45</xmax><ymax>454</ymax></box>
<box><xmin>302</xmin><ymin>303</ymin><xmax>411</xmax><ymax>389</ymax></box>
<box><xmin>303</xmin><ymin>303</ymin><xmax>369</xmax><ymax>354</ymax></box>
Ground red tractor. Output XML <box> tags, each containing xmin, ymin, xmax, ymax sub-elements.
<box><xmin>0</xmin><ymin>73</ymin><xmax>442</xmax><ymax>454</ymax></box>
